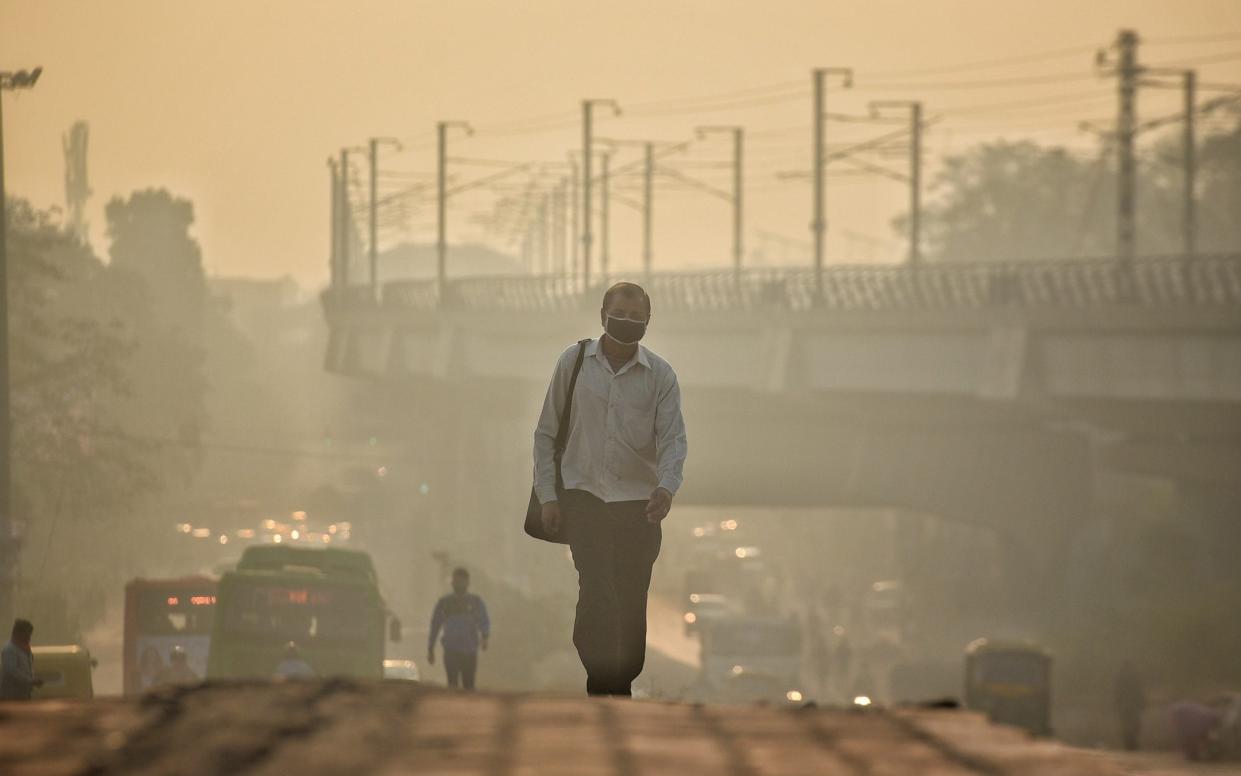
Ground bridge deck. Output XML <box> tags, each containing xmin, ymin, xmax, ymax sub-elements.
<box><xmin>1</xmin><ymin>681</ymin><xmax>1129</xmax><ymax>775</ymax></box>
<box><xmin>327</xmin><ymin>255</ymin><xmax>1241</xmax><ymax>314</ymax></box>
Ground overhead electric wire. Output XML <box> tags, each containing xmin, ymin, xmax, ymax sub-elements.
<box><xmin>935</xmin><ymin>89</ymin><xmax>1114</xmax><ymax>117</ymax></box>
<box><xmin>861</xmin><ymin>43</ymin><xmax>1099</xmax><ymax>80</ymax></box>
<box><xmin>855</xmin><ymin>71</ymin><xmax>1099</xmax><ymax>91</ymax></box>
<box><xmin>1149</xmin><ymin>49</ymin><xmax>1241</xmax><ymax>67</ymax></box>
<box><xmin>1144</xmin><ymin>31</ymin><xmax>1241</xmax><ymax>46</ymax></box>
<box><xmin>621</xmin><ymin>78</ymin><xmax>806</xmax><ymax>113</ymax></box>
<box><xmin>625</xmin><ymin>88</ymin><xmax>810</xmax><ymax>118</ymax></box>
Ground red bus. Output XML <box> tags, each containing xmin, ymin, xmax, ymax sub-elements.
<box><xmin>123</xmin><ymin>576</ymin><xmax>218</xmax><ymax>695</ymax></box>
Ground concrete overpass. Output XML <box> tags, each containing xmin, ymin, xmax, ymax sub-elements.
<box><xmin>320</xmin><ymin>254</ymin><xmax>1241</xmax><ymax>590</ymax></box>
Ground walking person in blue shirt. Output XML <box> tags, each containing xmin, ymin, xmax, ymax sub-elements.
<box><xmin>427</xmin><ymin>568</ymin><xmax>490</xmax><ymax>690</ymax></box>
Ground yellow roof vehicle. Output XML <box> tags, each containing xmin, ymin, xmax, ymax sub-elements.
<box><xmin>31</xmin><ymin>645</ymin><xmax>96</xmax><ymax>700</ymax></box>
<box><xmin>964</xmin><ymin>639</ymin><xmax>1051</xmax><ymax>736</ymax></box>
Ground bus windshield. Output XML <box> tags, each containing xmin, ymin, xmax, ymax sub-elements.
<box><xmin>709</xmin><ymin>622</ymin><xmax>801</xmax><ymax>657</ymax></box>
<box><xmin>223</xmin><ymin>583</ymin><xmax>372</xmax><ymax>644</ymax></box>
<box><xmin>976</xmin><ymin>653</ymin><xmax>1047</xmax><ymax>685</ymax></box>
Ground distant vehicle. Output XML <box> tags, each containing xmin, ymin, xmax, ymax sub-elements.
<box><xmin>862</xmin><ymin>579</ymin><xmax>904</xmax><ymax>645</ymax></box>
<box><xmin>383</xmin><ymin>659</ymin><xmax>420</xmax><ymax>682</ymax></box>
<box><xmin>32</xmin><ymin>645</ymin><xmax>96</xmax><ymax>700</ymax></box>
<box><xmin>123</xmin><ymin>575</ymin><xmax>217</xmax><ymax>695</ymax></box>
<box><xmin>206</xmin><ymin>545</ymin><xmax>402</xmax><ymax>681</ymax></box>
<box><xmin>700</xmin><ymin>616</ymin><xmax>803</xmax><ymax>704</ymax></box>
<box><xmin>963</xmin><ymin>639</ymin><xmax>1052</xmax><ymax>736</ymax></box>
<box><xmin>683</xmin><ymin>592</ymin><xmax>733</xmax><ymax>636</ymax></box>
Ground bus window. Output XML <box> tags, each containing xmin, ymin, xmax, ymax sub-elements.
<box><xmin>124</xmin><ymin>578</ymin><xmax>217</xmax><ymax>695</ymax></box>
<box><xmin>222</xmin><ymin>584</ymin><xmax>371</xmax><ymax>644</ymax></box>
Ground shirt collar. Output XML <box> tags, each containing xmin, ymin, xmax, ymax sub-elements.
<box><xmin>587</xmin><ymin>337</ymin><xmax>650</xmax><ymax>371</ymax></box>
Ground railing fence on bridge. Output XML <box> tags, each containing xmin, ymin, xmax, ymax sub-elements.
<box><xmin>323</xmin><ymin>254</ymin><xmax>1241</xmax><ymax>315</ymax></box>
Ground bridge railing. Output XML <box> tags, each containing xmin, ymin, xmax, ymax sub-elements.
<box><xmin>335</xmin><ymin>254</ymin><xmax>1241</xmax><ymax>314</ymax></box>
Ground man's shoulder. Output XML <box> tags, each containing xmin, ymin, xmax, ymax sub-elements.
<box><xmin>558</xmin><ymin>338</ymin><xmax>594</xmax><ymax>359</ymax></box>
<box><xmin>639</xmin><ymin>346</ymin><xmax>677</xmax><ymax>378</ymax></box>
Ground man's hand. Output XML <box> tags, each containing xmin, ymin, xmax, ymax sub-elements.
<box><xmin>426</xmin><ymin>649</ymin><xmax>435</xmax><ymax>666</ymax></box>
<box><xmin>33</xmin><ymin>678</ymin><xmax>44</xmax><ymax>688</ymax></box>
<box><xmin>646</xmin><ymin>487</ymin><xmax>673</xmax><ymax>523</ymax></box>
<box><xmin>541</xmin><ymin>500</ymin><xmax>562</xmax><ymax>536</ymax></box>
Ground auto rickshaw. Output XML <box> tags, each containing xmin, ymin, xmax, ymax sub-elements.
<box><xmin>31</xmin><ymin>645</ymin><xmax>96</xmax><ymax>700</ymax></box>
<box><xmin>963</xmin><ymin>639</ymin><xmax>1051</xmax><ymax>736</ymax></box>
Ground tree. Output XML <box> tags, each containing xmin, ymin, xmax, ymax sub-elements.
<box><xmin>104</xmin><ymin>189</ymin><xmax>209</xmax><ymax>482</ymax></box>
<box><xmin>6</xmin><ymin>200</ymin><xmax>156</xmax><ymax>590</ymax></box>
<box><xmin>907</xmin><ymin>110</ymin><xmax>1241</xmax><ymax>262</ymax></box>
<box><xmin>908</xmin><ymin>140</ymin><xmax>1115</xmax><ymax>262</ymax></box>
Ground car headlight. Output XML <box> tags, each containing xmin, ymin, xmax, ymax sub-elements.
<box><xmin>786</xmin><ymin>690</ymin><xmax>803</xmax><ymax>703</ymax></box>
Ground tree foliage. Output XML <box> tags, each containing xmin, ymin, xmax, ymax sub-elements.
<box><xmin>908</xmin><ymin>106</ymin><xmax>1241</xmax><ymax>261</ymax></box>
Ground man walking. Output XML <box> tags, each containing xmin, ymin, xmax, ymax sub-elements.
<box><xmin>1</xmin><ymin>619</ymin><xmax>43</xmax><ymax>700</ymax></box>
<box><xmin>534</xmin><ymin>281</ymin><xmax>688</xmax><ymax>697</ymax></box>
<box><xmin>427</xmin><ymin>567</ymin><xmax>490</xmax><ymax>690</ymax></box>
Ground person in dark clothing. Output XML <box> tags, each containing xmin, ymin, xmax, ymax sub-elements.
<box><xmin>0</xmin><ymin>619</ymin><xmax>43</xmax><ymax>700</ymax></box>
<box><xmin>1114</xmin><ymin>660</ymin><xmax>1146</xmax><ymax>751</ymax></box>
<box><xmin>427</xmin><ymin>568</ymin><xmax>490</xmax><ymax>690</ymax></box>
<box><xmin>534</xmin><ymin>283</ymin><xmax>688</xmax><ymax>697</ymax></box>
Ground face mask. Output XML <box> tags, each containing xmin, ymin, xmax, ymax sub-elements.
<box><xmin>453</xmin><ymin>582</ymin><xmax>467</xmax><ymax>594</ymax></box>
<box><xmin>605</xmin><ymin>315</ymin><xmax>647</xmax><ymax>345</ymax></box>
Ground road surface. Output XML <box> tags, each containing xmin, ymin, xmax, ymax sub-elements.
<box><xmin>0</xmin><ymin>679</ymin><xmax>1143</xmax><ymax>775</ymax></box>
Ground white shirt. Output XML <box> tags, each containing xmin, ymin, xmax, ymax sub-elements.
<box><xmin>534</xmin><ymin>338</ymin><xmax>687</xmax><ymax>505</ymax></box>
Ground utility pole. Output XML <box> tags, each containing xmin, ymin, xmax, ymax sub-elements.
<box><xmin>698</xmin><ymin>126</ymin><xmax>745</xmax><ymax>279</ymax></box>
<box><xmin>812</xmin><ymin>68</ymin><xmax>853</xmax><ymax>302</ymax></box>
<box><xmin>643</xmin><ymin>142</ymin><xmax>654</xmax><ymax>277</ymax></box>
<box><xmin>338</xmin><ymin>148</ymin><xmax>351</xmax><ymax>286</ymax></box>
<box><xmin>437</xmin><ymin>121</ymin><xmax>472</xmax><ymax>301</ymax></box>
<box><xmin>539</xmin><ymin>194</ymin><xmax>551</xmax><ymax>273</ymax></box>
<box><xmin>1106</xmin><ymin>29</ymin><xmax>1140</xmax><ymax>263</ymax></box>
<box><xmin>569</xmin><ymin>159</ymin><xmax>580</xmax><ymax>278</ymax></box>
<box><xmin>0</xmin><ymin>66</ymin><xmax>42</xmax><ymax>628</ymax></box>
<box><xmin>1183</xmin><ymin>69</ymin><xmax>1197</xmax><ymax>259</ymax></box>
<box><xmin>554</xmin><ymin>179</ymin><xmax>567</xmax><ymax>274</ymax></box>
<box><xmin>733</xmin><ymin>128</ymin><xmax>743</xmax><ymax>278</ymax></box>
<box><xmin>367</xmin><ymin>137</ymin><xmax>401</xmax><ymax>302</ymax></box>
<box><xmin>368</xmin><ymin>138</ymin><xmax>378</xmax><ymax>298</ymax></box>
<box><xmin>601</xmin><ymin>152</ymin><xmax>611</xmax><ymax>279</ymax></box>
<box><xmin>581</xmin><ymin>99</ymin><xmax>620</xmax><ymax>289</ymax></box>
<box><xmin>328</xmin><ymin>158</ymin><xmax>339</xmax><ymax>288</ymax></box>
<box><xmin>869</xmin><ymin>101</ymin><xmax>923</xmax><ymax>265</ymax></box>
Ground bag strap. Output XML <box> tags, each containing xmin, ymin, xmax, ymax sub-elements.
<box><xmin>554</xmin><ymin>339</ymin><xmax>591</xmax><ymax>455</ymax></box>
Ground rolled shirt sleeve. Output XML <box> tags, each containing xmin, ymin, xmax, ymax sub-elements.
<box><xmin>533</xmin><ymin>346</ymin><xmax>575</xmax><ymax>505</ymax></box>
<box><xmin>654</xmin><ymin>366</ymin><xmax>688</xmax><ymax>496</ymax></box>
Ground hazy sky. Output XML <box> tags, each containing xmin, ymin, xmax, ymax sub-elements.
<box><xmin>4</xmin><ymin>1</ymin><xmax>1240</xmax><ymax>287</ymax></box>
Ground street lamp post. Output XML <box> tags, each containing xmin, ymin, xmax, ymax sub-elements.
<box><xmin>436</xmin><ymin>121</ymin><xmax>473</xmax><ymax>303</ymax></box>
<box><xmin>696</xmin><ymin>125</ymin><xmax>745</xmax><ymax>282</ymax></box>
<box><xmin>0</xmin><ymin>66</ymin><xmax>44</xmax><ymax>627</ymax></box>
<box><xmin>869</xmin><ymin>100</ymin><xmax>923</xmax><ymax>266</ymax></box>
<box><xmin>580</xmin><ymin>99</ymin><xmax>620</xmax><ymax>291</ymax></box>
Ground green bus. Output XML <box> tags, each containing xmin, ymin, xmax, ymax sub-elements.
<box><xmin>207</xmin><ymin>545</ymin><xmax>401</xmax><ymax>680</ymax></box>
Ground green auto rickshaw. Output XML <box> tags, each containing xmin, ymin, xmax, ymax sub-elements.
<box><xmin>963</xmin><ymin>639</ymin><xmax>1051</xmax><ymax>736</ymax></box>
<box><xmin>31</xmin><ymin>645</ymin><xmax>96</xmax><ymax>700</ymax></box>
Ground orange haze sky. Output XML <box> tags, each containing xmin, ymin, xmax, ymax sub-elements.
<box><xmin>4</xmin><ymin>1</ymin><xmax>1241</xmax><ymax>288</ymax></box>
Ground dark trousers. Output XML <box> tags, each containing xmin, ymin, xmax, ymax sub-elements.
<box><xmin>563</xmin><ymin>488</ymin><xmax>661</xmax><ymax>697</ymax></box>
<box><xmin>443</xmin><ymin>650</ymin><xmax>478</xmax><ymax>690</ymax></box>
